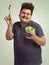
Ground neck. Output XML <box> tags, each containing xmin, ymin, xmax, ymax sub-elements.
<box><xmin>21</xmin><ymin>22</ymin><xmax>27</xmax><ymax>27</ymax></box>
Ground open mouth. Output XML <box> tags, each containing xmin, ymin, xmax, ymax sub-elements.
<box><xmin>22</xmin><ymin>16</ymin><xmax>28</xmax><ymax>19</ymax></box>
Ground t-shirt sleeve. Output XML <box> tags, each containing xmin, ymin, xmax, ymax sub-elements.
<box><xmin>36</xmin><ymin>24</ymin><xmax>44</xmax><ymax>37</ymax></box>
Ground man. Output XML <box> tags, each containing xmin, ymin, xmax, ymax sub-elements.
<box><xmin>4</xmin><ymin>2</ymin><xmax>46</xmax><ymax>65</ymax></box>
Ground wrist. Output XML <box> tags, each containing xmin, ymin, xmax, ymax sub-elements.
<box><xmin>31</xmin><ymin>34</ymin><xmax>36</xmax><ymax>40</ymax></box>
<box><xmin>8</xmin><ymin>24</ymin><xmax>13</xmax><ymax>29</ymax></box>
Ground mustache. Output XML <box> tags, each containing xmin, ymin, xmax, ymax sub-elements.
<box><xmin>22</xmin><ymin>16</ymin><xmax>28</xmax><ymax>19</ymax></box>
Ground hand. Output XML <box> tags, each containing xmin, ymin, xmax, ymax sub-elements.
<box><xmin>26</xmin><ymin>32</ymin><xmax>35</xmax><ymax>39</ymax></box>
<box><xmin>4</xmin><ymin>14</ymin><xmax>13</xmax><ymax>26</ymax></box>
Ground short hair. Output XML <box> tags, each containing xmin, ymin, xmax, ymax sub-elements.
<box><xmin>20</xmin><ymin>2</ymin><xmax>34</xmax><ymax>15</ymax></box>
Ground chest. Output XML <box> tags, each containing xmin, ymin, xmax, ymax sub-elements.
<box><xmin>14</xmin><ymin>26</ymin><xmax>26</xmax><ymax>39</ymax></box>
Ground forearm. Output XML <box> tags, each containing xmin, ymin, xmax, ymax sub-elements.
<box><xmin>31</xmin><ymin>34</ymin><xmax>46</xmax><ymax>46</ymax></box>
<box><xmin>6</xmin><ymin>25</ymin><xmax>14</xmax><ymax>40</ymax></box>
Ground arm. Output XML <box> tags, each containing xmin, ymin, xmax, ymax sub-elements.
<box><xmin>6</xmin><ymin>25</ymin><xmax>14</xmax><ymax>40</ymax></box>
<box><xmin>31</xmin><ymin>34</ymin><xmax>46</xmax><ymax>46</ymax></box>
<box><xmin>4</xmin><ymin>14</ymin><xmax>14</xmax><ymax>40</ymax></box>
<box><xmin>26</xmin><ymin>33</ymin><xmax>46</xmax><ymax>46</ymax></box>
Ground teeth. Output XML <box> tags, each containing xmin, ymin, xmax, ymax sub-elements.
<box><xmin>22</xmin><ymin>16</ymin><xmax>28</xmax><ymax>19</ymax></box>
<box><xmin>23</xmin><ymin>17</ymin><xmax>28</xmax><ymax>19</ymax></box>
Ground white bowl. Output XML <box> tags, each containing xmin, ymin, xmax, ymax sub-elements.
<box><xmin>25</xmin><ymin>26</ymin><xmax>35</xmax><ymax>34</ymax></box>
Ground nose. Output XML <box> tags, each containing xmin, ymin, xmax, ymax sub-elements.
<box><xmin>24</xmin><ymin>13</ymin><xmax>28</xmax><ymax>17</ymax></box>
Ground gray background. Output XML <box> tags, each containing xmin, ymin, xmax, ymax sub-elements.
<box><xmin>0</xmin><ymin>0</ymin><xmax>49</xmax><ymax>65</ymax></box>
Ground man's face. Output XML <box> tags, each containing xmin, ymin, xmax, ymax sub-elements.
<box><xmin>19</xmin><ymin>9</ymin><xmax>32</xmax><ymax>24</ymax></box>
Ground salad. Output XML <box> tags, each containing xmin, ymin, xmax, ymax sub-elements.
<box><xmin>25</xmin><ymin>26</ymin><xmax>35</xmax><ymax>33</ymax></box>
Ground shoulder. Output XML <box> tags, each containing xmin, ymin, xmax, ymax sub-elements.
<box><xmin>30</xmin><ymin>21</ymin><xmax>44</xmax><ymax>36</ymax></box>
<box><xmin>30</xmin><ymin>20</ymin><xmax>41</xmax><ymax>28</ymax></box>
<box><xmin>30</xmin><ymin>21</ymin><xmax>43</xmax><ymax>32</ymax></box>
<box><xmin>13</xmin><ymin>21</ymin><xmax>21</xmax><ymax>27</ymax></box>
<box><xmin>12</xmin><ymin>21</ymin><xmax>21</xmax><ymax>30</ymax></box>
<box><xmin>13</xmin><ymin>21</ymin><xmax>20</xmax><ymax>26</ymax></box>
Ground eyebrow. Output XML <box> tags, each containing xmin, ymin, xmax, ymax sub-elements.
<box><xmin>21</xmin><ymin>11</ymin><xmax>31</xmax><ymax>15</ymax></box>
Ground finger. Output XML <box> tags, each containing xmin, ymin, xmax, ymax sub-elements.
<box><xmin>4</xmin><ymin>16</ymin><xmax>9</xmax><ymax>24</ymax></box>
<box><xmin>26</xmin><ymin>33</ymin><xmax>31</xmax><ymax>37</ymax></box>
<box><xmin>8</xmin><ymin>13</ymin><xmax>11</xmax><ymax>18</ymax></box>
<box><xmin>5</xmin><ymin>15</ymin><xmax>11</xmax><ymax>21</ymax></box>
<box><xmin>26</xmin><ymin>37</ymin><xmax>31</xmax><ymax>39</ymax></box>
<box><xmin>4</xmin><ymin>16</ymin><xmax>7</xmax><ymax>21</ymax></box>
<box><xmin>6</xmin><ymin>14</ymin><xmax>12</xmax><ymax>21</ymax></box>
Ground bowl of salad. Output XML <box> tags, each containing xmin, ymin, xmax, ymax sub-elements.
<box><xmin>25</xmin><ymin>26</ymin><xmax>35</xmax><ymax>34</ymax></box>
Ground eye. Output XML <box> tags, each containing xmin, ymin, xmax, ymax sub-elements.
<box><xmin>27</xmin><ymin>13</ymin><xmax>30</xmax><ymax>15</ymax></box>
<box><xmin>21</xmin><ymin>11</ymin><xmax>31</xmax><ymax>15</ymax></box>
<box><xmin>22</xmin><ymin>12</ymin><xmax>25</xmax><ymax>14</ymax></box>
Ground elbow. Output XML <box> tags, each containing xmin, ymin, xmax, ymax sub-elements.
<box><xmin>6</xmin><ymin>36</ymin><xmax>12</xmax><ymax>40</ymax></box>
<box><xmin>42</xmin><ymin>42</ymin><xmax>46</xmax><ymax>46</ymax></box>
<box><xmin>6</xmin><ymin>35</ymin><xmax>13</xmax><ymax>40</ymax></box>
<box><xmin>5</xmin><ymin>33</ymin><xmax>14</xmax><ymax>40</ymax></box>
<box><xmin>41</xmin><ymin>38</ymin><xmax>46</xmax><ymax>46</ymax></box>
<box><xmin>6</xmin><ymin>38</ymin><xmax>12</xmax><ymax>40</ymax></box>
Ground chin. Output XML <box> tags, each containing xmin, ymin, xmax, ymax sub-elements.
<box><xmin>22</xmin><ymin>21</ymin><xmax>29</xmax><ymax>24</ymax></box>
<box><xmin>22</xmin><ymin>19</ymin><xmax>29</xmax><ymax>22</ymax></box>
<box><xmin>20</xmin><ymin>18</ymin><xmax>30</xmax><ymax>23</ymax></box>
